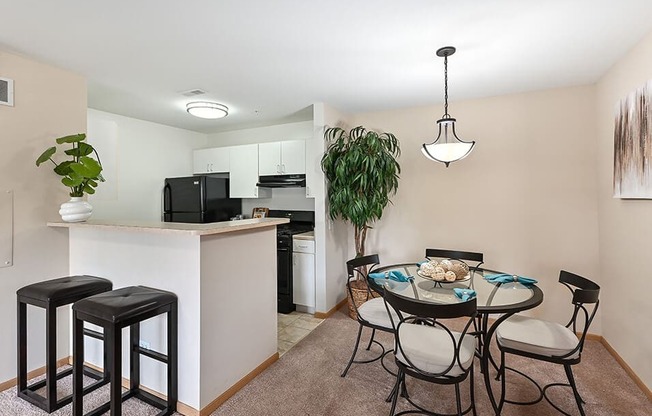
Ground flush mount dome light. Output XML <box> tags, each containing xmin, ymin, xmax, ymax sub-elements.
<box><xmin>186</xmin><ymin>101</ymin><xmax>229</xmax><ymax>119</ymax></box>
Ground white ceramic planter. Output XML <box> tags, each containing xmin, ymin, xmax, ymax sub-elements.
<box><xmin>59</xmin><ymin>197</ymin><xmax>93</xmax><ymax>222</ymax></box>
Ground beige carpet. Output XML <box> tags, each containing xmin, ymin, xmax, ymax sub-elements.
<box><xmin>1</xmin><ymin>310</ymin><xmax>650</xmax><ymax>415</ymax></box>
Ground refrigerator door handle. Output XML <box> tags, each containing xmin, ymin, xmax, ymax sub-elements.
<box><xmin>163</xmin><ymin>182</ymin><xmax>172</xmax><ymax>212</ymax></box>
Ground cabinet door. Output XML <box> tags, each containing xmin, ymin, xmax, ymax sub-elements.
<box><xmin>293</xmin><ymin>252</ymin><xmax>315</xmax><ymax>307</ymax></box>
<box><xmin>193</xmin><ymin>149</ymin><xmax>213</xmax><ymax>174</ymax></box>
<box><xmin>304</xmin><ymin>138</ymin><xmax>317</xmax><ymax>198</ymax></box>
<box><xmin>281</xmin><ymin>140</ymin><xmax>306</xmax><ymax>175</ymax></box>
<box><xmin>229</xmin><ymin>144</ymin><xmax>262</xmax><ymax>198</ymax></box>
<box><xmin>193</xmin><ymin>147</ymin><xmax>230</xmax><ymax>174</ymax></box>
<box><xmin>258</xmin><ymin>142</ymin><xmax>281</xmax><ymax>175</ymax></box>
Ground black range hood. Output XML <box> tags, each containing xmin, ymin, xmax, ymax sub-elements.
<box><xmin>256</xmin><ymin>174</ymin><xmax>306</xmax><ymax>188</ymax></box>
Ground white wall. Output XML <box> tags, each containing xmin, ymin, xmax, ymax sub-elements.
<box><xmin>596</xmin><ymin>29</ymin><xmax>652</xmax><ymax>390</ymax></box>
<box><xmin>347</xmin><ymin>85</ymin><xmax>601</xmax><ymax>329</ymax></box>
<box><xmin>313</xmin><ymin>103</ymin><xmax>351</xmax><ymax>312</ymax></box>
<box><xmin>0</xmin><ymin>51</ymin><xmax>86</xmax><ymax>383</ymax></box>
<box><xmin>87</xmin><ymin>109</ymin><xmax>207</xmax><ymax>221</ymax></box>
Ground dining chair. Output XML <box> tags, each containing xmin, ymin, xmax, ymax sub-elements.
<box><xmin>341</xmin><ymin>254</ymin><xmax>398</xmax><ymax>377</ymax></box>
<box><xmin>494</xmin><ymin>270</ymin><xmax>600</xmax><ymax>416</ymax></box>
<box><xmin>383</xmin><ymin>289</ymin><xmax>478</xmax><ymax>416</ymax></box>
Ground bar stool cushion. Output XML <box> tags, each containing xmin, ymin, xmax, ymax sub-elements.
<box><xmin>17</xmin><ymin>275</ymin><xmax>112</xmax><ymax>303</ymax></box>
<box><xmin>496</xmin><ymin>314</ymin><xmax>580</xmax><ymax>359</ymax></box>
<box><xmin>73</xmin><ymin>285</ymin><xmax>177</xmax><ymax>324</ymax></box>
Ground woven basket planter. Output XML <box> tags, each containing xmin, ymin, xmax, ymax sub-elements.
<box><xmin>346</xmin><ymin>279</ymin><xmax>381</xmax><ymax>320</ymax></box>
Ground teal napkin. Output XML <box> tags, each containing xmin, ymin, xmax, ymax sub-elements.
<box><xmin>453</xmin><ymin>288</ymin><xmax>476</xmax><ymax>301</ymax></box>
<box><xmin>484</xmin><ymin>273</ymin><xmax>538</xmax><ymax>286</ymax></box>
<box><xmin>368</xmin><ymin>270</ymin><xmax>410</xmax><ymax>283</ymax></box>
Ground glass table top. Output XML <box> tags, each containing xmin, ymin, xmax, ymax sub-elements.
<box><xmin>369</xmin><ymin>263</ymin><xmax>543</xmax><ymax>314</ymax></box>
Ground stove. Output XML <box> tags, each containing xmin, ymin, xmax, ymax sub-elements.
<box><xmin>268</xmin><ymin>210</ymin><xmax>315</xmax><ymax>313</ymax></box>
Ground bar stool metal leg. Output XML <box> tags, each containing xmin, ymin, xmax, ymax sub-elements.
<box><xmin>109</xmin><ymin>325</ymin><xmax>122</xmax><ymax>416</ymax></box>
<box><xmin>73</xmin><ymin>311</ymin><xmax>85</xmax><ymax>416</ymax></box>
<box><xmin>130</xmin><ymin>322</ymin><xmax>140</xmax><ymax>392</ymax></box>
<box><xmin>46</xmin><ymin>305</ymin><xmax>57</xmax><ymax>411</ymax></box>
<box><xmin>17</xmin><ymin>300</ymin><xmax>27</xmax><ymax>394</ymax></box>
<box><xmin>168</xmin><ymin>303</ymin><xmax>179</xmax><ymax>412</ymax></box>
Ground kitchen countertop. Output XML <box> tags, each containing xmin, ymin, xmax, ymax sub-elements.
<box><xmin>48</xmin><ymin>217</ymin><xmax>289</xmax><ymax>236</ymax></box>
<box><xmin>293</xmin><ymin>230</ymin><xmax>314</xmax><ymax>240</ymax></box>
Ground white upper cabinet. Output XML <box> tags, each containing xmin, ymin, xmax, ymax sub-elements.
<box><xmin>193</xmin><ymin>147</ymin><xmax>230</xmax><ymax>174</ymax></box>
<box><xmin>304</xmin><ymin>138</ymin><xmax>318</xmax><ymax>198</ymax></box>
<box><xmin>229</xmin><ymin>144</ymin><xmax>270</xmax><ymax>198</ymax></box>
<box><xmin>258</xmin><ymin>140</ymin><xmax>306</xmax><ymax>175</ymax></box>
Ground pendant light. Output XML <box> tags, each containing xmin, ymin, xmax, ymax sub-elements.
<box><xmin>421</xmin><ymin>46</ymin><xmax>475</xmax><ymax>167</ymax></box>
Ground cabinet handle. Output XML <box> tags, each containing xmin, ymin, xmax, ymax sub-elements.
<box><xmin>277</xmin><ymin>164</ymin><xmax>281</xmax><ymax>173</ymax></box>
<box><xmin>306</xmin><ymin>186</ymin><xmax>310</xmax><ymax>196</ymax></box>
<box><xmin>281</xmin><ymin>164</ymin><xmax>285</xmax><ymax>173</ymax></box>
<box><xmin>210</xmin><ymin>163</ymin><xmax>213</xmax><ymax>172</ymax></box>
<box><xmin>254</xmin><ymin>187</ymin><xmax>257</xmax><ymax>197</ymax></box>
<box><xmin>207</xmin><ymin>163</ymin><xmax>210</xmax><ymax>172</ymax></box>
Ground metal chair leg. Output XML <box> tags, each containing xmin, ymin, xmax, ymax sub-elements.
<box><xmin>470</xmin><ymin>365</ymin><xmax>477</xmax><ymax>416</ymax></box>
<box><xmin>366</xmin><ymin>328</ymin><xmax>376</xmax><ymax>350</ymax></box>
<box><xmin>341</xmin><ymin>324</ymin><xmax>363</xmax><ymax>377</ymax></box>
<box><xmin>454</xmin><ymin>382</ymin><xmax>462</xmax><ymax>415</ymax></box>
<box><xmin>497</xmin><ymin>351</ymin><xmax>506</xmax><ymax>416</ymax></box>
<box><xmin>389</xmin><ymin>369</ymin><xmax>402</xmax><ymax>416</ymax></box>
<box><xmin>564</xmin><ymin>364</ymin><xmax>586</xmax><ymax>416</ymax></box>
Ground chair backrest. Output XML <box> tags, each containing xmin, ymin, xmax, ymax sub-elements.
<box><xmin>346</xmin><ymin>254</ymin><xmax>380</xmax><ymax>278</ymax></box>
<box><xmin>558</xmin><ymin>270</ymin><xmax>601</xmax><ymax>356</ymax></box>
<box><xmin>345</xmin><ymin>254</ymin><xmax>380</xmax><ymax>318</ymax></box>
<box><xmin>383</xmin><ymin>289</ymin><xmax>477</xmax><ymax>378</ymax></box>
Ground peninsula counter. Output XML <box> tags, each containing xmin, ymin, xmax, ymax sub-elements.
<box><xmin>49</xmin><ymin>218</ymin><xmax>288</xmax><ymax>414</ymax></box>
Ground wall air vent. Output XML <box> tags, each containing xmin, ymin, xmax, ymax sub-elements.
<box><xmin>0</xmin><ymin>77</ymin><xmax>14</xmax><ymax>106</ymax></box>
<box><xmin>180</xmin><ymin>88</ymin><xmax>207</xmax><ymax>97</ymax></box>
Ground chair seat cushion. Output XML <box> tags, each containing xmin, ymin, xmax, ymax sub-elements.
<box><xmin>395</xmin><ymin>323</ymin><xmax>475</xmax><ymax>377</ymax></box>
<box><xmin>357</xmin><ymin>297</ymin><xmax>397</xmax><ymax>329</ymax></box>
<box><xmin>17</xmin><ymin>275</ymin><xmax>112</xmax><ymax>305</ymax></box>
<box><xmin>496</xmin><ymin>314</ymin><xmax>579</xmax><ymax>359</ymax></box>
<box><xmin>73</xmin><ymin>286</ymin><xmax>177</xmax><ymax>324</ymax></box>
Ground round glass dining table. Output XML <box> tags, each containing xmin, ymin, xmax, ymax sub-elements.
<box><xmin>367</xmin><ymin>263</ymin><xmax>543</xmax><ymax>313</ymax></box>
<box><xmin>367</xmin><ymin>262</ymin><xmax>544</xmax><ymax>412</ymax></box>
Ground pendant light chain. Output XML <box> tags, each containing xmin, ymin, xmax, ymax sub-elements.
<box><xmin>443</xmin><ymin>53</ymin><xmax>449</xmax><ymax>118</ymax></box>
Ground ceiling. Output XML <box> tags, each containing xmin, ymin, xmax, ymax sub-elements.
<box><xmin>2</xmin><ymin>1</ymin><xmax>652</xmax><ymax>134</ymax></box>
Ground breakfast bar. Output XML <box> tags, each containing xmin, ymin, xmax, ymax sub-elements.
<box><xmin>48</xmin><ymin>218</ymin><xmax>288</xmax><ymax>414</ymax></box>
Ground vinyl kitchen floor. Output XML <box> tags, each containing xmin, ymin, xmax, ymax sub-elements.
<box><xmin>277</xmin><ymin>311</ymin><xmax>324</xmax><ymax>356</ymax></box>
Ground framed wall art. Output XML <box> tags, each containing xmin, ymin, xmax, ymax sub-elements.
<box><xmin>613</xmin><ymin>80</ymin><xmax>652</xmax><ymax>199</ymax></box>
<box><xmin>0</xmin><ymin>77</ymin><xmax>14</xmax><ymax>107</ymax></box>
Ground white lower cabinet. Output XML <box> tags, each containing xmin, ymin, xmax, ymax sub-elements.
<box><xmin>293</xmin><ymin>238</ymin><xmax>315</xmax><ymax>310</ymax></box>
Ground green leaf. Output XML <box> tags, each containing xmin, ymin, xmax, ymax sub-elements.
<box><xmin>36</xmin><ymin>147</ymin><xmax>56</xmax><ymax>166</ymax></box>
<box><xmin>64</xmin><ymin>142</ymin><xmax>94</xmax><ymax>157</ymax></box>
<box><xmin>55</xmin><ymin>133</ymin><xmax>86</xmax><ymax>144</ymax></box>
<box><xmin>70</xmin><ymin>156</ymin><xmax>102</xmax><ymax>178</ymax></box>
<box><xmin>53</xmin><ymin>160</ymin><xmax>73</xmax><ymax>176</ymax></box>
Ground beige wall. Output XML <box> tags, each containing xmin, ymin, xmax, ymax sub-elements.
<box><xmin>0</xmin><ymin>51</ymin><xmax>86</xmax><ymax>382</ymax></box>
<box><xmin>348</xmin><ymin>85</ymin><xmax>601</xmax><ymax>329</ymax></box>
<box><xmin>596</xmin><ymin>30</ymin><xmax>652</xmax><ymax>389</ymax></box>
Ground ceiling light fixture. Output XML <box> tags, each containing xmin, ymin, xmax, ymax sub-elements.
<box><xmin>421</xmin><ymin>46</ymin><xmax>475</xmax><ymax>167</ymax></box>
<box><xmin>186</xmin><ymin>101</ymin><xmax>229</xmax><ymax>119</ymax></box>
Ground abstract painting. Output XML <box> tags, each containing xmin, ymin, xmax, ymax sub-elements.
<box><xmin>613</xmin><ymin>80</ymin><xmax>652</xmax><ymax>199</ymax></box>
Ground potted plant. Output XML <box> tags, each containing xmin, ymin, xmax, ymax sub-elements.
<box><xmin>36</xmin><ymin>133</ymin><xmax>104</xmax><ymax>222</ymax></box>
<box><xmin>321</xmin><ymin>126</ymin><xmax>401</xmax><ymax>318</ymax></box>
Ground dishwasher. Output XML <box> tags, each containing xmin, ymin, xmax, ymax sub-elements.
<box><xmin>292</xmin><ymin>238</ymin><xmax>315</xmax><ymax>313</ymax></box>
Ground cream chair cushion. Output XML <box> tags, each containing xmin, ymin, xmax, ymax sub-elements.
<box><xmin>357</xmin><ymin>297</ymin><xmax>398</xmax><ymax>329</ymax></box>
<box><xmin>496</xmin><ymin>314</ymin><xmax>580</xmax><ymax>359</ymax></box>
<box><xmin>395</xmin><ymin>323</ymin><xmax>475</xmax><ymax>377</ymax></box>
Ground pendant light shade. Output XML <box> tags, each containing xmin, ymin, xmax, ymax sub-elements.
<box><xmin>186</xmin><ymin>101</ymin><xmax>229</xmax><ymax>119</ymax></box>
<box><xmin>422</xmin><ymin>47</ymin><xmax>475</xmax><ymax>167</ymax></box>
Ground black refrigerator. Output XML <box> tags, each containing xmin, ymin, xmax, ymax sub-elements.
<box><xmin>163</xmin><ymin>176</ymin><xmax>242</xmax><ymax>223</ymax></box>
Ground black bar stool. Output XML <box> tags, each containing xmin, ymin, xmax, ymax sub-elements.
<box><xmin>72</xmin><ymin>285</ymin><xmax>178</xmax><ymax>416</ymax></box>
<box><xmin>16</xmin><ymin>275</ymin><xmax>113</xmax><ymax>413</ymax></box>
